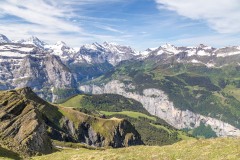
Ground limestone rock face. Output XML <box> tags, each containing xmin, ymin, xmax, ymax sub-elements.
<box><xmin>48</xmin><ymin>107</ymin><xmax>143</xmax><ymax>148</ymax></box>
<box><xmin>0</xmin><ymin>43</ymin><xmax>77</xmax><ymax>102</ymax></box>
<box><xmin>80</xmin><ymin>80</ymin><xmax>240</xmax><ymax>137</ymax></box>
<box><xmin>111</xmin><ymin>119</ymin><xmax>143</xmax><ymax>147</ymax></box>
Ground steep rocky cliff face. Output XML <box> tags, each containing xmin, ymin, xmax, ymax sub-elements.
<box><xmin>0</xmin><ymin>43</ymin><xmax>77</xmax><ymax>102</ymax></box>
<box><xmin>0</xmin><ymin>87</ymin><xmax>143</xmax><ymax>157</ymax></box>
<box><xmin>48</xmin><ymin>106</ymin><xmax>143</xmax><ymax>148</ymax></box>
<box><xmin>80</xmin><ymin>80</ymin><xmax>240</xmax><ymax>137</ymax></box>
<box><xmin>59</xmin><ymin>42</ymin><xmax>138</xmax><ymax>81</ymax></box>
<box><xmin>0</xmin><ymin>36</ymin><xmax>139</xmax><ymax>101</ymax></box>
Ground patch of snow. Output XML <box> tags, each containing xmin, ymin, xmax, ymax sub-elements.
<box><xmin>161</xmin><ymin>43</ymin><xmax>179</xmax><ymax>54</ymax></box>
<box><xmin>191</xmin><ymin>59</ymin><xmax>201</xmax><ymax>63</ymax></box>
<box><xmin>45</xmin><ymin>41</ymin><xmax>77</xmax><ymax>60</ymax></box>
<box><xmin>20</xmin><ymin>36</ymin><xmax>46</xmax><ymax>48</ymax></box>
<box><xmin>197</xmin><ymin>50</ymin><xmax>210</xmax><ymax>56</ymax></box>
<box><xmin>186</xmin><ymin>46</ymin><xmax>196</xmax><ymax>49</ymax></box>
<box><xmin>157</xmin><ymin>50</ymin><xmax>164</xmax><ymax>55</ymax></box>
<box><xmin>216</xmin><ymin>51</ymin><xmax>240</xmax><ymax>57</ymax></box>
<box><xmin>16</xmin><ymin>47</ymin><xmax>34</xmax><ymax>52</ymax></box>
<box><xmin>0</xmin><ymin>51</ymin><xmax>27</xmax><ymax>57</ymax></box>
<box><xmin>73</xmin><ymin>47</ymin><xmax>80</xmax><ymax>52</ymax></box>
<box><xmin>206</xmin><ymin>63</ymin><xmax>215</xmax><ymax>68</ymax></box>
<box><xmin>82</xmin><ymin>55</ymin><xmax>92</xmax><ymax>63</ymax></box>
<box><xmin>186</xmin><ymin>49</ymin><xmax>196</xmax><ymax>56</ymax></box>
<box><xmin>140</xmin><ymin>51</ymin><xmax>150</xmax><ymax>56</ymax></box>
<box><xmin>83</xmin><ymin>44</ymin><xmax>98</xmax><ymax>50</ymax></box>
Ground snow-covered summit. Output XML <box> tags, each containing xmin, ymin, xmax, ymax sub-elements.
<box><xmin>138</xmin><ymin>43</ymin><xmax>240</xmax><ymax>68</ymax></box>
<box><xmin>103</xmin><ymin>41</ymin><xmax>139</xmax><ymax>55</ymax></box>
<box><xmin>142</xmin><ymin>43</ymin><xmax>218</xmax><ymax>58</ymax></box>
<box><xmin>45</xmin><ymin>41</ymin><xmax>78</xmax><ymax>61</ymax></box>
<box><xmin>55</xmin><ymin>41</ymin><xmax>67</xmax><ymax>47</ymax></box>
<box><xmin>18</xmin><ymin>36</ymin><xmax>47</xmax><ymax>48</ymax></box>
<box><xmin>159</xmin><ymin>43</ymin><xmax>179</xmax><ymax>55</ymax></box>
<box><xmin>81</xmin><ymin>42</ymin><xmax>102</xmax><ymax>51</ymax></box>
<box><xmin>78</xmin><ymin>42</ymin><xmax>138</xmax><ymax>65</ymax></box>
<box><xmin>0</xmin><ymin>34</ymin><xmax>11</xmax><ymax>43</ymax></box>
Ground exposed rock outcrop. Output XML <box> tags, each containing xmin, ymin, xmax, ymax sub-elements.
<box><xmin>0</xmin><ymin>43</ymin><xmax>78</xmax><ymax>102</ymax></box>
<box><xmin>0</xmin><ymin>87</ymin><xmax>143</xmax><ymax>157</ymax></box>
<box><xmin>48</xmin><ymin>107</ymin><xmax>143</xmax><ymax>148</ymax></box>
<box><xmin>80</xmin><ymin>80</ymin><xmax>240</xmax><ymax>137</ymax></box>
<box><xmin>0</xmin><ymin>88</ymin><xmax>52</xmax><ymax>156</ymax></box>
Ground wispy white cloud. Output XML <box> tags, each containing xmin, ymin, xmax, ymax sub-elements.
<box><xmin>0</xmin><ymin>0</ymin><xmax>81</xmax><ymax>32</ymax></box>
<box><xmin>95</xmin><ymin>25</ymin><xmax>124</xmax><ymax>34</ymax></box>
<box><xmin>0</xmin><ymin>0</ymin><xmax>127</xmax><ymax>46</ymax></box>
<box><xmin>2</xmin><ymin>0</ymin><xmax>239</xmax><ymax>50</ymax></box>
<box><xmin>155</xmin><ymin>0</ymin><xmax>240</xmax><ymax>34</ymax></box>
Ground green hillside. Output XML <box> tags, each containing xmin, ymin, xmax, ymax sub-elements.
<box><xmin>87</xmin><ymin>60</ymin><xmax>240</xmax><ymax>131</ymax></box>
<box><xmin>0</xmin><ymin>88</ymin><xmax>143</xmax><ymax>158</ymax></box>
<box><xmin>61</xmin><ymin>94</ymin><xmax>148</xmax><ymax>114</ymax></box>
<box><xmin>31</xmin><ymin>138</ymin><xmax>240</xmax><ymax>160</ymax></box>
<box><xmin>60</xmin><ymin>94</ymin><xmax>192</xmax><ymax>145</ymax></box>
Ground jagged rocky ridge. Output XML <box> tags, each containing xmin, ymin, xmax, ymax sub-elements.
<box><xmin>80</xmin><ymin>80</ymin><xmax>240</xmax><ymax>137</ymax></box>
<box><xmin>141</xmin><ymin>43</ymin><xmax>240</xmax><ymax>67</ymax></box>
<box><xmin>0</xmin><ymin>34</ymin><xmax>11</xmax><ymax>43</ymax></box>
<box><xmin>45</xmin><ymin>41</ymin><xmax>139</xmax><ymax>81</ymax></box>
<box><xmin>0</xmin><ymin>35</ymin><xmax>139</xmax><ymax>101</ymax></box>
<box><xmin>0</xmin><ymin>87</ymin><xmax>143</xmax><ymax>157</ymax></box>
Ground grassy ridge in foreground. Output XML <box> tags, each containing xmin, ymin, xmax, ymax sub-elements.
<box><xmin>31</xmin><ymin>138</ymin><xmax>240</xmax><ymax>160</ymax></box>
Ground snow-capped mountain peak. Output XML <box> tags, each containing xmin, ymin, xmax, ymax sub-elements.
<box><xmin>103</xmin><ymin>41</ymin><xmax>118</xmax><ymax>46</ymax></box>
<box><xmin>160</xmin><ymin>43</ymin><xmax>174</xmax><ymax>49</ymax></box>
<box><xmin>140</xmin><ymin>48</ymin><xmax>156</xmax><ymax>58</ymax></box>
<box><xmin>82</xmin><ymin>43</ymin><xmax>101</xmax><ymax>51</ymax></box>
<box><xmin>78</xmin><ymin>42</ymin><xmax>139</xmax><ymax>65</ymax></box>
<box><xmin>44</xmin><ymin>41</ymin><xmax>78</xmax><ymax>61</ymax></box>
<box><xmin>0</xmin><ymin>34</ymin><xmax>11</xmax><ymax>43</ymax></box>
<box><xmin>214</xmin><ymin>46</ymin><xmax>240</xmax><ymax>57</ymax></box>
<box><xmin>146</xmin><ymin>43</ymin><xmax>180</xmax><ymax>56</ymax></box>
<box><xmin>55</xmin><ymin>41</ymin><xmax>67</xmax><ymax>47</ymax></box>
<box><xmin>159</xmin><ymin>43</ymin><xmax>179</xmax><ymax>55</ymax></box>
<box><xmin>103</xmin><ymin>41</ymin><xmax>139</xmax><ymax>55</ymax></box>
<box><xmin>18</xmin><ymin>36</ymin><xmax>47</xmax><ymax>48</ymax></box>
<box><xmin>142</xmin><ymin>43</ymin><xmax>217</xmax><ymax>58</ymax></box>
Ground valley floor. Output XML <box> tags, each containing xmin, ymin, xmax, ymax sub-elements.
<box><xmin>30</xmin><ymin>138</ymin><xmax>240</xmax><ymax>160</ymax></box>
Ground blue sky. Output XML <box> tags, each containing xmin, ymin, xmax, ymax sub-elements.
<box><xmin>0</xmin><ymin>0</ymin><xmax>240</xmax><ymax>50</ymax></box>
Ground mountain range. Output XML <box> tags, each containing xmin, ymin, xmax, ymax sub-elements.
<box><xmin>1</xmin><ymin>34</ymin><xmax>240</xmax><ymax>139</ymax></box>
